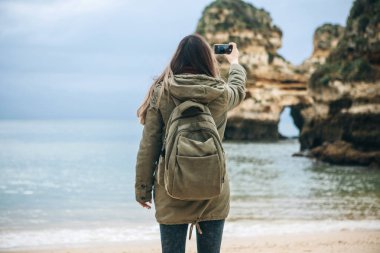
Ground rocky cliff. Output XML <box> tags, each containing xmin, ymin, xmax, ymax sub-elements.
<box><xmin>196</xmin><ymin>0</ymin><xmax>310</xmax><ymax>140</ymax></box>
<box><xmin>300</xmin><ymin>24</ymin><xmax>345</xmax><ymax>74</ymax></box>
<box><xmin>195</xmin><ymin>0</ymin><xmax>379</xmax><ymax>166</ymax></box>
<box><xmin>196</xmin><ymin>0</ymin><xmax>344</xmax><ymax>140</ymax></box>
<box><xmin>299</xmin><ymin>0</ymin><xmax>380</xmax><ymax>166</ymax></box>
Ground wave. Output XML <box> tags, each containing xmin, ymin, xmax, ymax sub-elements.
<box><xmin>1</xmin><ymin>220</ymin><xmax>380</xmax><ymax>250</ymax></box>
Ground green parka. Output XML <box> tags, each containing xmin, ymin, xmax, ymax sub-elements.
<box><xmin>135</xmin><ymin>63</ymin><xmax>246</xmax><ymax>225</ymax></box>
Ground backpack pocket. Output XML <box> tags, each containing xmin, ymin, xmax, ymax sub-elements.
<box><xmin>177</xmin><ymin>136</ymin><xmax>217</xmax><ymax>157</ymax></box>
<box><xmin>171</xmin><ymin>153</ymin><xmax>221</xmax><ymax>200</ymax></box>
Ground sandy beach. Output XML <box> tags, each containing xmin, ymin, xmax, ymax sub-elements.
<box><xmin>3</xmin><ymin>230</ymin><xmax>380</xmax><ymax>253</ymax></box>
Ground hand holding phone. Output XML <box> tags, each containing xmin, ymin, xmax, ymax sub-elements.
<box><xmin>214</xmin><ymin>42</ymin><xmax>239</xmax><ymax>64</ymax></box>
<box><xmin>214</xmin><ymin>44</ymin><xmax>233</xmax><ymax>54</ymax></box>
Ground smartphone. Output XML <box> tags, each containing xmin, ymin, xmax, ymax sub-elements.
<box><xmin>214</xmin><ymin>44</ymin><xmax>233</xmax><ymax>54</ymax></box>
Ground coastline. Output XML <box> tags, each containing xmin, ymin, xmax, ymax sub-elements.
<box><xmin>2</xmin><ymin>230</ymin><xmax>380</xmax><ymax>253</ymax></box>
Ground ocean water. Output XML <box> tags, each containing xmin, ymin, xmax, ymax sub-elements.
<box><xmin>0</xmin><ymin>120</ymin><xmax>379</xmax><ymax>249</ymax></box>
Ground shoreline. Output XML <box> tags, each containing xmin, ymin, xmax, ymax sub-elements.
<box><xmin>2</xmin><ymin>230</ymin><xmax>380</xmax><ymax>253</ymax></box>
<box><xmin>2</xmin><ymin>219</ymin><xmax>380</xmax><ymax>249</ymax></box>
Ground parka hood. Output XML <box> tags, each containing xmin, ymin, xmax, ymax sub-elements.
<box><xmin>169</xmin><ymin>74</ymin><xmax>226</xmax><ymax>104</ymax></box>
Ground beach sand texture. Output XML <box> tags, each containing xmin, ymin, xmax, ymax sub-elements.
<box><xmin>3</xmin><ymin>230</ymin><xmax>380</xmax><ymax>253</ymax></box>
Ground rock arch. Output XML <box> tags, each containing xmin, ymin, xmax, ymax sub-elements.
<box><xmin>224</xmin><ymin>89</ymin><xmax>312</xmax><ymax>140</ymax></box>
<box><xmin>195</xmin><ymin>0</ymin><xmax>344</xmax><ymax>141</ymax></box>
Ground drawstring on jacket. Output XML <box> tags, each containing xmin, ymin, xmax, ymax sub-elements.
<box><xmin>189</xmin><ymin>220</ymin><xmax>203</xmax><ymax>240</ymax></box>
<box><xmin>188</xmin><ymin>200</ymin><xmax>213</xmax><ymax>240</ymax></box>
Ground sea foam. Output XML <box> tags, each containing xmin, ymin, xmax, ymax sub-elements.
<box><xmin>1</xmin><ymin>220</ymin><xmax>380</xmax><ymax>250</ymax></box>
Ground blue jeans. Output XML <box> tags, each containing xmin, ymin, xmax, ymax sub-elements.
<box><xmin>159</xmin><ymin>219</ymin><xmax>225</xmax><ymax>253</ymax></box>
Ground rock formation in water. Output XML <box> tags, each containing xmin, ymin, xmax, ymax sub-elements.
<box><xmin>195</xmin><ymin>0</ymin><xmax>342</xmax><ymax>140</ymax></box>
<box><xmin>195</xmin><ymin>0</ymin><xmax>379</xmax><ymax>166</ymax></box>
<box><xmin>299</xmin><ymin>0</ymin><xmax>380</xmax><ymax>166</ymax></box>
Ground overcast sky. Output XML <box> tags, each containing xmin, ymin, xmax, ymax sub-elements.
<box><xmin>0</xmin><ymin>0</ymin><xmax>353</xmax><ymax>125</ymax></box>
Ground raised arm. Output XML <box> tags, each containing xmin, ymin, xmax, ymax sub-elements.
<box><xmin>224</xmin><ymin>42</ymin><xmax>247</xmax><ymax>110</ymax></box>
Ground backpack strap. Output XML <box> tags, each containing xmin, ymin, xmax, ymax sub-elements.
<box><xmin>171</xmin><ymin>94</ymin><xmax>181</xmax><ymax>106</ymax></box>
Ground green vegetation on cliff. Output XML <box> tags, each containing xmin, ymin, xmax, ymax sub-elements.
<box><xmin>196</xmin><ymin>0</ymin><xmax>282</xmax><ymax>47</ymax></box>
<box><xmin>314</xmin><ymin>23</ymin><xmax>344</xmax><ymax>51</ymax></box>
<box><xmin>309</xmin><ymin>0</ymin><xmax>380</xmax><ymax>89</ymax></box>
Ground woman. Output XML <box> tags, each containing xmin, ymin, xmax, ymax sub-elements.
<box><xmin>135</xmin><ymin>34</ymin><xmax>246</xmax><ymax>253</ymax></box>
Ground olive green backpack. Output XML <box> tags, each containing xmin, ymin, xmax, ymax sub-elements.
<box><xmin>162</xmin><ymin>97</ymin><xmax>226</xmax><ymax>200</ymax></box>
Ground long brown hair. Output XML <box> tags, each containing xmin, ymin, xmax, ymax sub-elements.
<box><xmin>137</xmin><ymin>33</ymin><xmax>220</xmax><ymax>124</ymax></box>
